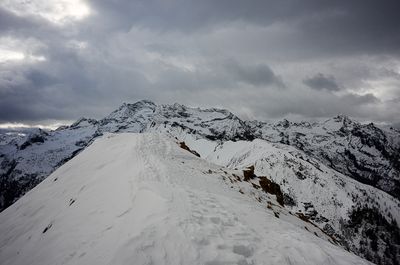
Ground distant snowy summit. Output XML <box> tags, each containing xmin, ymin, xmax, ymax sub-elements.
<box><xmin>0</xmin><ymin>100</ymin><xmax>399</xmax><ymax>264</ymax></box>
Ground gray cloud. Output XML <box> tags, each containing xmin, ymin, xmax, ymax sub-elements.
<box><xmin>0</xmin><ymin>7</ymin><xmax>26</xmax><ymax>32</ymax></box>
<box><xmin>87</xmin><ymin>0</ymin><xmax>400</xmax><ymax>56</ymax></box>
<box><xmin>224</xmin><ymin>60</ymin><xmax>285</xmax><ymax>88</ymax></box>
<box><xmin>303</xmin><ymin>73</ymin><xmax>340</xmax><ymax>91</ymax></box>
<box><xmin>0</xmin><ymin>0</ymin><xmax>399</xmax><ymax>126</ymax></box>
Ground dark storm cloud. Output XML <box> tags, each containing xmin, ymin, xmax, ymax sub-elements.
<box><xmin>225</xmin><ymin>60</ymin><xmax>285</xmax><ymax>88</ymax></box>
<box><xmin>343</xmin><ymin>93</ymin><xmax>379</xmax><ymax>105</ymax></box>
<box><xmin>247</xmin><ymin>91</ymin><xmax>381</xmax><ymax>120</ymax></box>
<box><xmin>0</xmin><ymin>7</ymin><xmax>24</xmax><ymax>32</ymax></box>
<box><xmin>0</xmin><ymin>7</ymin><xmax>33</xmax><ymax>33</ymax></box>
<box><xmin>88</xmin><ymin>0</ymin><xmax>400</xmax><ymax>55</ymax></box>
<box><xmin>303</xmin><ymin>73</ymin><xmax>340</xmax><ymax>91</ymax></box>
<box><xmin>0</xmin><ymin>46</ymin><xmax>103</xmax><ymax>123</ymax></box>
<box><xmin>0</xmin><ymin>6</ymin><xmax>57</xmax><ymax>37</ymax></box>
<box><xmin>0</xmin><ymin>0</ymin><xmax>399</xmax><ymax>125</ymax></box>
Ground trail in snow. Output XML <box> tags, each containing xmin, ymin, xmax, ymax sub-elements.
<box><xmin>0</xmin><ymin>133</ymin><xmax>371</xmax><ymax>265</ymax></box>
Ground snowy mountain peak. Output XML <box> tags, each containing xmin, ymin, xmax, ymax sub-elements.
<box><xmin>275</xmin><ymin>118</ymin><xmax>291</xmax><ymax>128</ymax></box>
<box><xmin>19</xmin><ymin>128</ymin><xmax>49</xmax><ymax>150</ymax></box>
<box><xmin>70</xmin><ymin>117</ymin><xmax>98</xmax><ymax>129</ymax></box>
<box><xmin>333</xmin><ymin>113</ymin><xmax>352</xmax><ymax>123</ymax></box>
<box><xmin>108</xmin><ymin>100</ymin><xmax>156</xmax><ymax>119</ymax></box>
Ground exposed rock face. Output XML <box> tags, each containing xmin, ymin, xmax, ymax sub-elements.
<box><xmin>258</xmin><ymin>176</ymin><xmax>284</xmax><ymax>206</ymax></box>
<box><xmin>243</xmin><ymin>166</ymin><xmax>256</xmax><ymax>181</ymax></box>
<box><xmin>179</xmin><ymin>142</ymin><xmax>200</xmax><ymax>157</ymax></box>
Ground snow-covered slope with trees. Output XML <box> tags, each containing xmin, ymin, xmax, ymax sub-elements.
<box><xmin>0</xmin><ymin>133</ymin><xmax>372</xmax><ymax>265</ymax></box>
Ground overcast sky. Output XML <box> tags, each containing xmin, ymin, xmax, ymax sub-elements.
<box><xmin>1</xmin><ymin>0</ymin><xmax>400</xmax><ymax>127</ymax></box>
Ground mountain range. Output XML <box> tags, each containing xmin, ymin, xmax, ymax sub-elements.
<box><xmin>0</xmin><ymin>100</ymin><xmax>399</xmax><ymax>264</ymax></box>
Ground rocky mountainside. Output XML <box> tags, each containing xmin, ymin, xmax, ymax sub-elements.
<box><xmin>248</xmin><ymin>115</ymin><xmax>400</xmax><ymax>199</ymax></box>
<box><xmin>1</xmin><ymin>100</ymin><xmax>399</xmax><ymax>264</ymax></box>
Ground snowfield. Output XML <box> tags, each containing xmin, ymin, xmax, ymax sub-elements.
<box><xmin>0</xmin><ymin>133</ymin><xmax>372</xmax><ymax>265</ymax></box>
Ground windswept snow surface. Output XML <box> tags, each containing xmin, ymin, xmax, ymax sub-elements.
<box><xmin>0</xmin><ymin>133</ymin><xmax>371</xmax><ymax>265</ymax></box>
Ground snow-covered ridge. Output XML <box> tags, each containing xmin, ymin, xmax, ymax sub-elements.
<box><xmin>0</xmin><ymin>133</ymin><xmax>372</xmax><ymax>265</ymax></box>
<box><xmin>2</xmin><ymin>99</ymin><xmax>398</xmax><ymax>208</ymax></box>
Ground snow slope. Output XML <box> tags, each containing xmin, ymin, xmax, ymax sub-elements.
<box><xmin>203</xmin><ymin>139</ymin><xmax>400</xmax><ymax>226</ymax></box>
<box><xmin>0</xmin><ymin>133</ymin><xmax>371</xmax><ymax>265</ymax></box>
